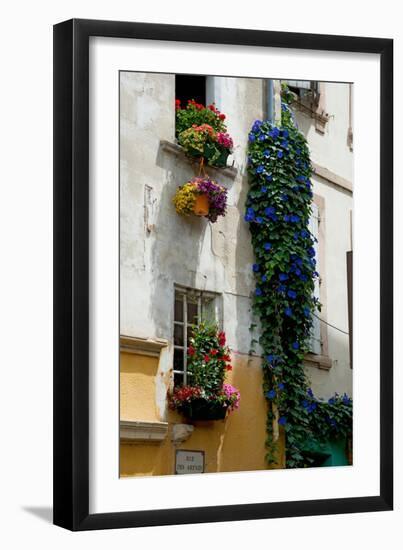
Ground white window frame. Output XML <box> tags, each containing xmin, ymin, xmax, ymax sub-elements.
<box><xmin>309</xmin><ymin>202</ymin><xmax>322</xmax><ymax>355</ymax></box>
<box><xmin>173</xmin><ymin>286</ymin><xmax>222</xmax><ymax>386</ymax></box>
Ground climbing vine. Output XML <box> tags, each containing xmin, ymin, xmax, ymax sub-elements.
<box><xmin>245</xmin><ymin>89</ymin><xmax>352</xmax><ymax>468</ymax></box>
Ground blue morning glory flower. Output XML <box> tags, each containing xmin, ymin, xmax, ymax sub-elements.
<box><xmin>266</xmin><ymin>354</ymin><xmax>277</xmax><ymax>364</ymax></box>
<box><xmin>266</xmin><ymin>174</ymin><xmax>273</xmax><ymax>182</ymax></box>
<box><xmin>287</xmin><ymin>290</ymin><xmax>297</xmax><ymax>299</ymax></box>
<box><xmin>255</xmin><ymin>216</ymin><xmax>263</xmax><ymax>224</ymax></box>
<box><xmin>342</xmin><ymin>393</ymin><xmax>351</xmax><ymax>405</ymax></box>
<box><xmin>252</xmin><ymin>263</ymin><xmax>260</xmax><ymax>272</ymax></box>
<box><xmin>261</xmin><ymin>275</ymin><xmax>267</xmax><ymax>282</ymax></box>
<box><xmin>261</xmin><ymin>186</ymin><xmax>268</xmax><ymax>193</ymax></box>
<box><xmin>284</xmin><ymin>307</ymin><xmax>293</xmax><ymax>317</ymax></box>
<box><xmin>258</xmin><ymin>134</ymin><xmax>266</xmax><ymax>141</ymax></box>
<box><xmin>281</xmin><ymin>193</ymin><xmax>288</xmax><ymax>202</ymax></box>
<box><xmin>266</xmin><ymin>389</ymin><xmax>276</xmax><ymax>399</ymax></box>
<box><xmin>328</xmin><ymin>397</ymin><xmax>336</xmax><ymax>405</ymax></box>
<box><xmin>278</xmin><ymin>416</ymin><xmax>287</xmax><ymax>426</ymax></box>
<box><xmin>307</xmin><ymin>388</ymin><xmax>314</xmax><ymax>398</ymax></box>
<box><xmin>263</xmin><ymin>149</ymin><xmax>270</xmax><ymax>158</ymax></box>
<box><xmin>255</xmin><ymin>287</ymin><xmax>263</xmax><ymax>296</ymax></box>
<box><xmin>256</xmin><ymin>165</ymin><xmax>264</xmax><ymax>174</ymax></box>
<box><xmin>282</xmin><ymin>129</ymin><xmax>289</xmax><ymax>138</ymax></box>
<box><xmin>307</xmin><ymin>402</ymin><xmax>317</xmax><ymax>413</ymax></box>
<box><xmin>248</xmin><ymin>132</ymin><xmax>256</xmax><ymax>142</ymax></box>
<box><xmin>293</xmin><ymin>233</ymin><xmax>299</xmax><ymax>241</ymax></box>
<box><xmin>269</xmin><ymin>128</ymin><xmax>280</xmax><ymax>139</ymax></box>
<box><xmin>264</xmin><ymin>242</ymin><xmax>272</xmax><ymax>251</ymax></box>
<box><xmin>292</xmin><ymin>341</ymin><xmax>300</xmax><ymax>350</ymax></box>
<box><xmin>297</xmin><ymin>175</ymin><xmax>306</xmax><ymax>182</ymax></box>
<box><xmin>303</xmin><ymin>306</ymin><xmax>310</xmax><ymax>317</ymax></box>
<box><xmin>264</xmin><ymin>206</ymin><xmax>276</xmax><ymax>217</ymax></box>
<box><xmin>295</xmin><ymin>268</ymin><xmax>301</xmax><ymax>276</ymax></box>
<box><xmin>300</xmin><ymin>274</ymin><xmax>308</xmax><ymax>282</ymax></box>
<box><xmin>284</xmin><ymin>214</ymin><xmax>290</xmax><ymax>222</ymax></box>
<box><xmin>302</xmin><ymin>400</ymin><xmax>309</xmax><ymax>409</ymax></box>
<box><xmin>281</xmin><ymin>140</ymin><xmax>288</xmax><ymax>148</ymax></box>
<box><xmin>244</xmin><ymin>213</ymin><xmax>254</xmax><ymax>222</ymax></box>
<box><xmin>278</xmin><ymin>382</ymin><xmax>285</xmax><ymax>390</ymax></box>
<box><xmin>290</xmin><ymin>214</ymin><xmax>300</xmax><ymax>223</ymax></box>
<box><xmin>277</xmin><ymin>284</ymin><xmax>287</xmax><ymax>293</ymax></box>
<box><xmin>296</xmin><ymin>148</ymin><xmax>301</xmax><ymax>155</ymax></box>
<box><xmin>300</xmin><ymin>229</ymin><xmax>309</xmax><ymax>238</ymax></box>
<box><xmin>252</xmin><ymin>120</ymin><xmax>262</xmax><ymax>132</ymax></box>
<box><xmin>277</xmin><ymin>150</ymin><xmax>284</xmax><ymax>159</ymax></box>
<box><xmin>279</xmin><ymin>273</ymin><xmax>289</xmax><ymax>281</ymax></box>
<box><xmin>307</xmin><ymin>247</ymin><xmax>316</xmax><ymax>257</ymax></box>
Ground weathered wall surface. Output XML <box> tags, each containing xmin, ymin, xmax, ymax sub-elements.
<box><xmin>120</xmin><ymin>73</ymin><xmax>265</xmax><ymax>356</ymax></box>
<box><xmin>294</xmin><ymin>83</ymin><xmax>353</xmax><ymax>398</ymax></box>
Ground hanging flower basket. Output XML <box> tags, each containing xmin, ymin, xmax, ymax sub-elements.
<box><xmin>173</xmin><ymin>176</ymin><xmax>227</xmax><ymax>223</ymax></box>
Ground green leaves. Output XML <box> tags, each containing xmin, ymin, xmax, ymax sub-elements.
<box><xmin>245</xmin><ymin>93</ymin><xmax>351</xmax><ymax>468</ymax></box>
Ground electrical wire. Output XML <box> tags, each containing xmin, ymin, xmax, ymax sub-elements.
<box><xmin>312</xmin><ymin>312</ymin><xmax>349</xmax><ymax>336</ymax></box>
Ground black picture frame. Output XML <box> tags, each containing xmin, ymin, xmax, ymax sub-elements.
<box><xmin>53</xmin><ymin>18</ymin><xmax>393</xmax><ymax>531</ymax></box>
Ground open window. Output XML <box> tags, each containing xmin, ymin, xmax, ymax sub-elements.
<box><xmin>175</xmin><ymin>74</ymin><xmax>207</xmax><ymax>108</ymax></box>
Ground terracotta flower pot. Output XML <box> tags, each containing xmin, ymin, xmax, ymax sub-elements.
<box><xmin>193</xmin><ymin>193</ymin><xmax>209</xmax><ymax>216</ymax></box>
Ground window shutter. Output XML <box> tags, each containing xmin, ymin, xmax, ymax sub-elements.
<box><xmin>309</xmin><ymin>203</ymin><xmax>321</xmax><ymax>354</ymax></box>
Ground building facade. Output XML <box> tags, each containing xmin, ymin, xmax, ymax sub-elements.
<box><xmin>119</xmin><ymin>73</ymin><xmax>353</xmax><ymax>476</ymax></box>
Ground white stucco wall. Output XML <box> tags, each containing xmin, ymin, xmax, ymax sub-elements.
<box><xmin>120</xmin><ymin>73</ymin><xmax>265</xmax><ymax>356</ymax></box>
<box><xmin>120</xmin><ymin>73</ymin><xmax>353</xmax><ymax>399</ymax></box>
<box><xmin>295</xmin><ymin>82</ymin><xmax>353</xmax><ymax>397</ymax></box>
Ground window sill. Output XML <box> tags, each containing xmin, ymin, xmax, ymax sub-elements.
<box><xmin>304</xmin><ymin>353</ymin><xmax>332</xmax><ymax>371</ymax></box>
<box><xmin>159</xmin><ymin>139</ymin><xmax>238</xmax><ymax>180</ymax></box>
<box><xmin>120</xmin><ymin>420</ymin><xmax>169</xmax><ymax>443</ymax></box>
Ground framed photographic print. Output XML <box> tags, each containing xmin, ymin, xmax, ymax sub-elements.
<box><xmin>53</xmin><ymin>19</ymin><xmax>393</xmax><ymax>530</ymax></box>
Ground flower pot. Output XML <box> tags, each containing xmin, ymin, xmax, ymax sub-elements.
<box><xmin>193</xmin><ymin>194</ymin><xmax>209</xmax><ymax>217</ymax></box>
<box><xmin>180</xmin><ymin>398</ymin><xmax>228</xmax><ymax>421</ymax></box>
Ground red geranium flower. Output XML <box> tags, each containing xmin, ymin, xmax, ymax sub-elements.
<box><xmin>218</xmin><ymin>331</ymin><xmax>226</xmax><ymax>346</ymax></box>
<box><xmin>188</xmin><ymin>346</ymin><xmax>195</xmax><ymax>356</ymax></box>
<box><xmin>219</xmin><ymin>113</ymin><xmax>226</xmax><ymax>120</ymax></box>
<box><xmin>210</xmin><ymin>349</ymin><xmax>218</xmax><ymax>356</ymax></box>
<box><xmin>226</xmin><ymin>364</ymin><xmax>233</xmax><ymax>371</ymax></box>
<box><xmin>223</xmin><ymin>354</ymin><xmax>231</xmax><ymax>362</ymax></box>
<box><xmin>203</xmin><ymin>354</ymin><xmax>210</xmax><ymax>363</ymax></box>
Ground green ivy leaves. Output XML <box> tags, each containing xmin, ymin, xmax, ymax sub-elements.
<box><xmin>245</xmin><ymin>99</ymin><xmax>352</xmax><ymax>468</ymax></box>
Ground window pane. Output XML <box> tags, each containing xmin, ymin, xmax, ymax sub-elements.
<box><xmin>201</xmin><ymin>298</ymin><xmax>215</xmax><ymax>324</ymax></box>
<box><xmin>173</xmin><ymin>348</ymin><xmax>184</xmax><ymax>372</ymax></box>
<box><xmin>187</xmin><ymin>300</ymin><xmax>198</xmax><ymax>325</ymax></box>
<box><xmin>174</xmin><ymin>372</ymin><xmax>184</xmax><ymax>387</ymax></box>
<box><xmin>174</xmin><ymin>296</ymin><xmax>183</xmax><ymax>322</ymax></box>
<box><xmin>187</xmin><ymin>325</ymin><xmax>195</xmax><ymax>347</ymax></box>
<box><xmin>174</xmin><ymin>324</ymin><xmax>184</xmax><ymax>346</ymax></box>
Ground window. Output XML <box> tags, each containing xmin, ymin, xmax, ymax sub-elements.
<box><xmin>309</xmin><ymin>202</ymin><xmax>322</xmax><ymax>354</ymax></box>
<box><xmin>283</xmin><ymin>80</ymin><xmax>319</xmax><ymax>104</ymax></box>
<box><xmin>173</xmin><ymin>286</ymin><xmax>221</xmax><ymax>387</ymax></box>
<box><xmin>175</xmin><ymin>74</ymin><xmax>207</xmax><ymax>108</ymax></box>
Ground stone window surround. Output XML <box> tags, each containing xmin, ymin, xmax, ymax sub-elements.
<box><xmin>120</xmin><ymin>335</ymin><xmax>169</xmax><ymax>443</ymax></box>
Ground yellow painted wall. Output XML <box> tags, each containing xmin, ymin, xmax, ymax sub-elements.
<box><xmin>120</xmin><ymin>350</ymin><xmax>285</xmax><ymax>477</ymax></box>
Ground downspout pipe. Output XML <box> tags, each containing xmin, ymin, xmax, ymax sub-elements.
<box><xmin>266</xmin><ymin>79</ymin><xmax>274</xmax><ymax>122</ymax></box>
